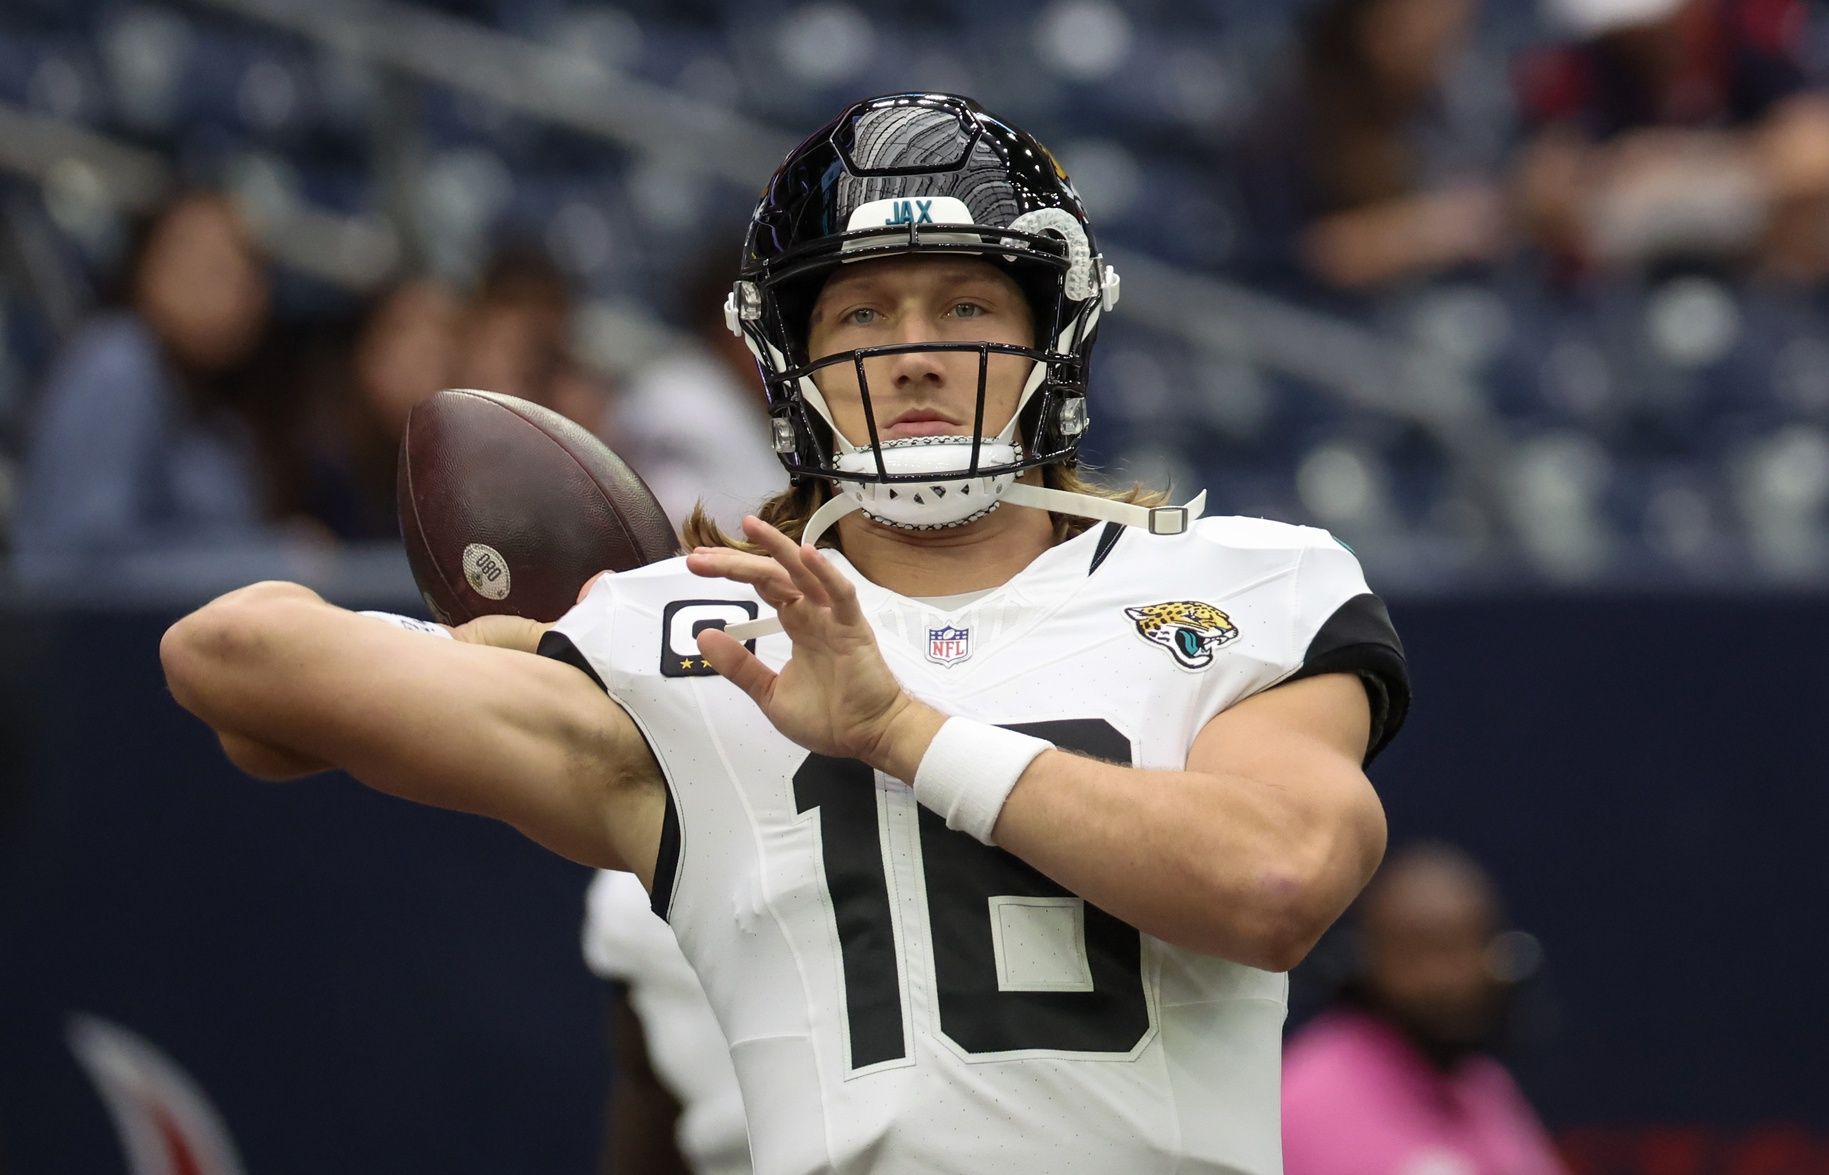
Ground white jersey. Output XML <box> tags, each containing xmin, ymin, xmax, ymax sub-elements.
<box><xmin>544</xmin><ymin>516</ymin><xmax>1408</xmax><ymax>1175</ymax></box>
<box><xmin>583</xmin><ymin>870</ymin><xmax>753</xmax><ymax>1174</ymax></box>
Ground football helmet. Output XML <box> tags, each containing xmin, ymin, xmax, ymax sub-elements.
<box><xmin>728</xmin><ymin>92</ymin><xmax>1199</xmax><ymax>544</ymax></box>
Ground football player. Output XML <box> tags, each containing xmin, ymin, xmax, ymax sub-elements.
<box><xmin>163</xmin><ymin>93</ymin><xmax>1409</xmax><ymax>1174</ymax></box>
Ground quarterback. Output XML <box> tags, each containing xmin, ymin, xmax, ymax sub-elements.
<box><xmin>162</xmin><ymin>94</ymin><xmax>1409</xmax><ymax>1174</ymax></box>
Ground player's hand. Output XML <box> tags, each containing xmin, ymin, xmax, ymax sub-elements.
<box><xmin>686</xmin><ymin>517</ymin><xmax>943</xmax><ymax>777</ymax></box>
<box><xmin>450</xmin><ymin>613</ymin><xmax>551</xmax><ymax>653</ymax></box>
<box><xmin>446</xmin><ymin>572</ymin><xmax>602</xmax><ymax>652</ymax></box>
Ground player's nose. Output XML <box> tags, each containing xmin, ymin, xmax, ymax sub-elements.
<box><xmin>884</xmin><ymin>332</ymin><xmax>947</xmax><ymax>390</ymax></box>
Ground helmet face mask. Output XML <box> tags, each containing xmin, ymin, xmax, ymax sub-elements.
<box><xmin>730</xmin><ymin>93</ymin><xmax>1116</xmax><ymax>528</ymax></box>
<box><xmin>793</xmin><ymin>339</ymin><xmax>1039</xmax><ymax>477</ymax></box>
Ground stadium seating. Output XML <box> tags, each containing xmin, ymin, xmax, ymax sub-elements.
<box><xmin>1</xmin><ymin>0</ymin><xmax>1825</xmax><ymax>587</ymax></box>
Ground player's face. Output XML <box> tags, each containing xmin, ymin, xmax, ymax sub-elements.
<box><xmin>805</xmin><ymin>255</ymin><xmax>1037</xmax><ymax>447</ymax></box>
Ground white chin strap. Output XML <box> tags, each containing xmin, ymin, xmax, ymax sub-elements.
<box><xmin>800</xmin><ymin>476</ymin><xmax>1206</xmax><ymax>546</ymax></box>
<box><xmin>722</xmin><ymin>478</ymin><xmax>1207</xmax><ymax>643</ymax></box>
<box><xmin>826</xmin><ymin>436</ymin><xmax>1023</xmax><ymax>535</ymax></box>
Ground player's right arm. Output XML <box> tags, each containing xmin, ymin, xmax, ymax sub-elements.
<box><xmin>160</xmin><ymin>580</ymin><xmax>664</xmax><ymax>879</ymax></box>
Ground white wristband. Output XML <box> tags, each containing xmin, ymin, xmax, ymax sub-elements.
<box><xmin>911</xmin><ymin>718</ymin><xmax>1053</xmax><ymax>845</ymax></box>
<box><xmin>359</xmin><ymin>611</ymin><xmax>454</xmax><ymax>639</ymax></box>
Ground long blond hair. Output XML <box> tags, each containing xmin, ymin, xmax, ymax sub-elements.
<box><xmin>680</xmin><ymin>462</ymin><xmax>1168</xmax><ymax>555</ymax></box>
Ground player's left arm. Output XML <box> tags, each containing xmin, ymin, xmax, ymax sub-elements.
<box><xmin>980</xmin><ymin>672</ymin><xmax>1384</xmax><ymax>972</ymax></box>
<box><xmin>693</xmin><ymin>515</ymin><xmax>1392</xmax><ymax>971</ymax></box>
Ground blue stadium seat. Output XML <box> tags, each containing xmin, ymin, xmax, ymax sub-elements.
<box><xmin>7</xmin><ymin>0</ymin><xmax>1829</xmax><ymax>586</ymax></box>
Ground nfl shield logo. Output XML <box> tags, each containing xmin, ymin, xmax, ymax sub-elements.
<box><xmin>926</xmin><ymin>623</ymin><xmax>972</xmax><ymax>666</ymax></box>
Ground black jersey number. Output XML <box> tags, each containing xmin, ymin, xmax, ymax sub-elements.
<box><xmin>792</xmin><ymin>719</ymin><xmax>1150</xmax><ymax>1071</ymax></box>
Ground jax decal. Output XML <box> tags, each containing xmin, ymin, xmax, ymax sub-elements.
<box><xmin>845</xmin><ymin>195</ymin><xmax>974</xmax><ymax>233</ymax></box>
<box><xmin>883</xmin><ymin>198</ymin><xmax>935</xmax><ymax>225</ymax></box>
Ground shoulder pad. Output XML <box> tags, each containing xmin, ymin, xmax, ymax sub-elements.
<box><xmin>1190</xmin><ymin>515</ymin><xmax>1343</xmax><ymax>555</ymax></box>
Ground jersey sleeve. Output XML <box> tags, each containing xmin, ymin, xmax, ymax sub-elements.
<box><xmin>1281</xmin><ymin>536</ymin><xmax>1409</xmax><ymax>764</ymax></box>
<box><xmin>538</xmin><ymin>574</ymin><xmax>686</xmax><ymax>920</ymax></box>
<box><xmin>537</xmin><ymin>572</ymin><xmax>622</xmax><ymax>691</ymax></box>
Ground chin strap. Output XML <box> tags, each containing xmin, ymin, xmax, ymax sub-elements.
<box><xmin>1001</xmin><ymin>484</ymin><xmax>1207</xmax><ymax>536</ymax></box>
<box><xmin>800</xmin><ymin>493</ymin><xmax>864</xmax><ymax>548</ymax></box>
<box><xmin>721</xmin><ymin>487</ymin><xmax>1206</xmax><ymax>644</ymax></box>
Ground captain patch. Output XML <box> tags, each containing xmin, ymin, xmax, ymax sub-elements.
<box><xmin>661</xmin><ymin>599</ymin><xmax>759</xmax><ymax>677</ymax></box>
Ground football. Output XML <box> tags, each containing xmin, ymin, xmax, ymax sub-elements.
<box><xmin>397</xmin><ymin>387</ymin><xmax>680</xmax><ymax>625</ymax></box>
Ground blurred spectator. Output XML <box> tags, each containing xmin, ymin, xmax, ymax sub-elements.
<box><xmin>548</xmin><ymin>354</ymin><xmax>617</xmax><ymax>435</ymax></box>
<box><xmin>1283</xmin><ymin>842</ymin><xmax>1565</xmax><ymax>1175</ymax></box>
<box><xmin>1236</xmin><ymin>0</ymin><xmax>1512</xmax><ymax>291</ymax></box>
<box><xmin>11</xmin><ymin>191</ymin><xmax>305</xmax><ymax>587</ymax></box>
<box><xmin>298</xmin><ymin>277</ymin><xmax>460</xmax><ymax>541</ymax></box>
<box><xmin>1516</xmin><ymin>0</ymin><xmax>1829</xmax><ymax>279</ymax></box>
<box><xmin>602</xmin><ymin>244</ymin><xmax>781</xmax><ymax>530</ymax></box>
<box><xmin>455</xmin><ymin>240</ymin><xmax>610</xmax><ymax>428</ymax></box>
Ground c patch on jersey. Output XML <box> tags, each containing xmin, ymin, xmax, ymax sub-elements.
<box><xmin>1125</xmin><ymin>600</ymin><xmax>1239</xmax><ymax>670</ymax></box>
<box><xmin>660</xmin><ymin>599</ymin><xmax>758</xmax><ymax>677</ymax></box>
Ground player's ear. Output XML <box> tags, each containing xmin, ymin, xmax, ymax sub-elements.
<box><xmin>578</xmin><ymin>571</ymin><xmax>614</xmax><ymax>604</ymax></box>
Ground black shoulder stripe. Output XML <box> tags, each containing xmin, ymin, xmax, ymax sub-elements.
<box><xmin>1088</xmin><ymin>522</ymin><xmax>1125</xmax><ymax>575</ymax></box>
<box><xmin>649</xmin><ymin>786</ymin><xmax>682</xmax><ymax>921</ymax></box>
<box><xmin>534</xmin><ymin>629</ymin><xmax>680</xmax><ymax>918</ymax></box>
<box><xmin>539</xmin><ymin>629</ymin><xmax>682</xmax><ymax>919</ymax></box>
<box><xmin>1306</xmin><ymin>591</ymin><xmax>1402</xmax><ymax>657</ymax></box>
<box><xmin>536</xmin><ymin>630</ymin><xmax>607</xmax><ymax>691</ymax></box>
<box><xmin>1286</xmin><ymin>593</ymin><xmax>1410</xmax><ymax>764</ymax></box>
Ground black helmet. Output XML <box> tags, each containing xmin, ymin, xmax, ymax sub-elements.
<box><xmin>727</xmin><ymin>92</ymin><xmax>1120</xmax><ymax>514</ymax></box>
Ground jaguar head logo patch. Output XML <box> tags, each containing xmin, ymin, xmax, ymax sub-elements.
<box><xmin>1125</xmin><ymin>601</ymin><xmax>1239</xmax><ymax>670</ymax></box>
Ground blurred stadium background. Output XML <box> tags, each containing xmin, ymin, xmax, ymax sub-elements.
<box><xmin>0</xmin><ymin>0</ymin><xmax>1826</xmax><ymax>1172</ymax></box>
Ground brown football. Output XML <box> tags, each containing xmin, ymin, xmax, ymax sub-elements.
<box><xmin>397</xmin><ymin>388</ymin><xmax>680</xmax><ymax>625</ymax></box>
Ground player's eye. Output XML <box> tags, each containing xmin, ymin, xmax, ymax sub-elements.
<box><xmin>950</xmin><ymin>301</ymin><xmax>987</xmax><ymax>319</ymax></box>
<box><xmin>843</xmin><ymin>307</ymin><xmax>880</xmax><ymax>327</ymax></box>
